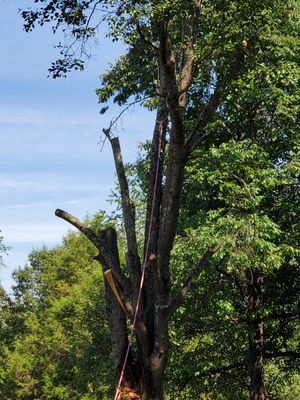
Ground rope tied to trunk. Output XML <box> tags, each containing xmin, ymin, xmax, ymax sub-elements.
<box><xmin>114</xmin><ymin>117</ymin><xmax>166</xmax><ymax>400</ymax></box>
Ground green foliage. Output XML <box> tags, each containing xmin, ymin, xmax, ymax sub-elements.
<box><xmin>165</xmin><ymin>139</ymin><xmax>300</xmax><ymax>398</ymax></box>
<box><xmin>12</xmin><ymin>0</ymin><xmax>300</xmax><ymax>398</ymax></box>
<box><xmin>0</xmin><ymin>226</ymin><xmax>113</xmax><ymax>400</ymax></box>
<box><xmin>176</xmin><ymin>140</ymin><xmax>297</xmax><ymax>276</ymax></box>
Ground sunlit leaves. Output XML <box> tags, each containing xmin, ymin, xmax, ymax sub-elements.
<box><xmin>0</xmin><ymin>224</ymin><xmax>113</xmax><ymax>400</ymax></box>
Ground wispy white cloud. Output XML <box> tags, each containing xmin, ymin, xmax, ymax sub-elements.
<box><xmin>2</xmin><ymin>223</ymin><xmax>74</xmax><ymax>244</ymax></box>
<box><xmin>0</xmin><ymin>104</ymin><xmax>99</xmax><ymax>128</ymax></box>
<box><xmin>0</xmin><ymin>176</ymin><xmax>108</xmax><ymax>191</ymax></box>
<box><xmin>2</xmin><ymin>196</ymin><xmax>103</xmax><ymax>210</ymax></box>
<box><xmin>0</xmin><ymin>107</ymin><xmax>48</xmax><ymax>126</ymax></box>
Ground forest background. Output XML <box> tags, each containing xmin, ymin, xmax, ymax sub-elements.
<box><xmin>0</xmin><ymin>1</ymin><xmax>300</xmax><ymax>400</ymax></box>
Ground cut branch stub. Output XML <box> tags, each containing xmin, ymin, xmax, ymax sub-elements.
<box><xmin>55</xmin><ymin>208</ymin><xmax>129</xmax><ymax>369</ymax></box>
<box><xmin>55</xmin><ymin>208</ymin><xmax>130</xmax><ymax>295</ymax></box>
<box><xmin>55</xmin><ymin>208</ymin><xmax>101</xmax><ymax>247</ymax></box>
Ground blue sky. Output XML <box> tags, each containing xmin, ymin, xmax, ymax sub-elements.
<box><xmin>0</xmin><ymin>1</ymin><xmax>153</xmax><ymax>292</ymax></box>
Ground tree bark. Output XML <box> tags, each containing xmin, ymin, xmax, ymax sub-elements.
<box><xmin>55</xmin><ymin>206</ymin><xmax>219</xmax><ymax>400</ymax></box>
<box><xmin>246</xmin><ymin>267</ymin><xmax>267</xmax><ymax>400</ymax></box>
<box><xmin>142</xmin><ymin>101</ymin><xmax>168</xmax><ymax>359</ymax></box>
<box><xmin>55</xmin><ymin>6</ymin><xmax>222</xmax><ymax>396</ymax></box>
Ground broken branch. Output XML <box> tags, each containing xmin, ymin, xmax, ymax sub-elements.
<box><xmin>102</xmin><ymin>131</ymin><xmax>141</xmax><ymax>286</ymax></box>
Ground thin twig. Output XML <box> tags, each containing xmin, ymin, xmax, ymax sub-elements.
<box><xmin>103</xmin><ymin>96</ymin><xmax>152</xmax><ymax>137</ymax></box>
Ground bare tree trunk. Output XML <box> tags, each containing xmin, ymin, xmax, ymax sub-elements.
<box><xmin>141</xmin><ymin>375</ymin><xmax>164</xmax><ymax>400</ymax></box>
<box><xmin>55</xmin><ymin>208</ymin><xmax>220</xmax><ymax>400</ymax></box>
<box><xmin>246</xmin><ymin>267</ymin><xmax>267</xmax><ymax>400</ymax></box>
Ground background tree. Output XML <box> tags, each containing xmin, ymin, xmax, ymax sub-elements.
<box><xmin>0</xmin><ymin>224</ymin><xmax>114</xmax><ymax>400</ymax></box>
<box><xmin>167</xmin><ymin>141</ymin><xmax>299</xmax><ymax>399</ymax></box>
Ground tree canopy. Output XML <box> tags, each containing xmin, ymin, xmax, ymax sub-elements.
<box><xmin>1</xmin><ymin>1</ymin><xmax>299</xmax><ymax>399</ymax></box>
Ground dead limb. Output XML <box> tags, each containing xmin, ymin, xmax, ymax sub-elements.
<box><xmin>55</xmin><ymin>208</ymin><xmax>130</xmax><ymax>295</ymax></box>
<box><xmin>102</xmin><ymin>130</ymin><xmax>141</xmax><ymax>289</ymax></box>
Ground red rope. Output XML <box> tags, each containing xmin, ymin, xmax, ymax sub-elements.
<box><xmin>114</xmin><ymin>118</ymin><xmax>165</xmax><ymax>400</ymax></box>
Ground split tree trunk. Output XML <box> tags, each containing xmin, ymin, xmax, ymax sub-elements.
<box><xmin>54</xmin><ymin>5</ymin><xmax>224</xmax><ymax>398</ymax></box>
<box><xmin>246</xmin><ymin>267</ymin><xmax>267</xmax><ymax>400</ymax></box>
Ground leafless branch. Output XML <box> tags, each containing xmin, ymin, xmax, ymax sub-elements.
<box><xmin>231</xmin><ymin>173</ymin><xmax>253</xmax><ymax>199</ymax></box>
<box><xmin>168</xmin><ymin>242</ymin><xmax>223</xmax><ymax>318</ymax></box>
<box><xmin>184</xmin><ymin>80</ymin><xmax>223</xmax><ymax>157</ymax></box>
<box><xmin>85</xmin><ymin>1</ymin><xmax>102</xmax><ymax>31</ymax></box>
<box><xmin>55</xmin><ymin>208</ymin><xmax>100</xmax><ymax>247</ymax></box>
<box><xmin>180</xmin><ymin>360</ymin><xmax>244</xmax><ymax>390</ymax></box>
<box><xmin>103</xmin><ymin>96</ymin><xmax>151</xmax><ymax>138</ymax></box>
<box><xmin>136</xmin><ymin>23</ymin><xmax>159</xmax><ymax>50</ymax></box>
<box><xmin>55</xmin><ymin>208</ymin><xmax>130</xmax><ymax>293</ymax></box>
<box><xmin>102</xmin><ymin>130</ymin><xmax>141</xmax><ymax>286</ymax></box>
